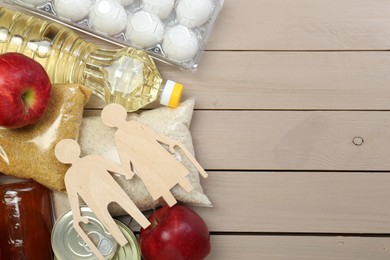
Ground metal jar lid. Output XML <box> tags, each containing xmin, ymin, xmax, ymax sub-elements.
<box><xmin>52</xmin><ymin>207</ymin><xmax>140</xmax><ymax>260</ymax></box>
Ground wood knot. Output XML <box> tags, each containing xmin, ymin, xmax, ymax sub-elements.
<box><xmin>352</xmin><ymin>136</ymin><xmax>364</xmax><ymax>146</ymax></box>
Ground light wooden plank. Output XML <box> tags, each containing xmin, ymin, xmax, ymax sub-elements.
<box><xmin>75</xmin><ymin>0</ymin><xmax>390</xmax><ymax>51</ymax></box>
<box><xmin>195</xmin><ymin>171</ymin><xmax>390</xmax><ymax>233</ymax></box>
<box><xmin>208</xmin><ymin>235</ymin><xmax>390</xmax><ymax>260</ymax></box>
<box><xmin>84</xmin><ymin>51</ymin><xmax>390</xmax><ymax>110</ymax></box>
<box><xmin>206</xmin><ymin>0</ymin><xmax>390</xmax><ymax>50</ymax></box>
<box><xmin>191</xmin><ymin>110</ymin><xmax>390</xmax><ymax>170</ymax></box>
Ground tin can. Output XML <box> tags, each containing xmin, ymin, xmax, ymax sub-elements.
<box><xmin>51</xmin><ymin>207</ymin><xmax>140</xmax><ymax>260</ymax></box>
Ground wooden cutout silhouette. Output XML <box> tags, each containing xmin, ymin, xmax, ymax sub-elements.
<box><xmin>55</xmin><ymin>139</ymin><xmax>151</xmax><ymax>260</ymax></box>
<box><xmin>101</xmin><ymin>103</ymin><xmax>208</xmax><ymax>207</ymax></box>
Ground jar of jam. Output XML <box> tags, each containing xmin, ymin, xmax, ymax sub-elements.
<box><xmin>0</xmin><ymin>175</ymin><xmax>54</xmax><ymax>259</ymax></box>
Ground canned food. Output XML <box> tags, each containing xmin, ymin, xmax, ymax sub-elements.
<box><xmin>0</xmin><ymin>179</ymin><xmax>54</xmax><ymax>260</ymax></box>
<box><xmin>51</xmin><ymin>207</ymin><xmax>140</xmax><ymax>260</ymax></box>
<box><xmin>111</xmin><ymin>221</ymin><xmax>140</xmax><ymax>260</ymax></box>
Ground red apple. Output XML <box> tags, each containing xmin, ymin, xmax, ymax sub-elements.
<box><xmin>0</xmin><ymin>52</ymin><xmax>51</xmax><ymax>128</ymax></box>
<box><xmin>139</xmin><ymin>204</ymin><xmax>211</xmax><ymax>260</ymax></box>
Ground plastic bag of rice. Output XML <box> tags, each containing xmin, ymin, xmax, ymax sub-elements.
<box><xmin>53</xmin><ymin>99</ymin><xmax>212</xmax><ymax>217</ymax></box>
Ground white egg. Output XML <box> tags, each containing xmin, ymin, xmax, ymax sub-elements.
<box><xmin>142</xmin><ymin>0</ymin><xmax>175</xmax><ymax>20</ymax></box>
<box><xmin>116</xmin><ymin>0</ymin><xmax>135</xmax><ymax>7</ymax></box>
<box><xmin>89</xmin><ymin>0</ymin><xmax>128</xmax><ymax>36</ymax></box>
<box><xmin>53</xmin><ymin>0</ymin><xmax>93</xmax><ymax>22</ymax></box>
<box><xmin>125</xmin><ymin>11</ymin><xmax>164</xmax><ymax>48</ymax></box>
<box><xmin>176</xmin><ymin>0</ymin><xmax>214</xmax><ymax>28</ymax></box>
<box><xmin>20</xmin><ymin>0</ymin><xmax>47</xmax><ymax>6</ymax></box>
<box><xmin>162</xmin><ymin>25</ymin><xmax>199</xmax><ymax>62</ymax></box>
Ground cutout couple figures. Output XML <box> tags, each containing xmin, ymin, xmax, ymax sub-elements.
<box><xmin>55</xmin><ymin>103</ymin><xmax>208</xmax><ymax>260</ymax></box>
<box><xmin>55</xmin><ymin>138</ymin><xmax>149</xmax><ymax>260</ymax></box>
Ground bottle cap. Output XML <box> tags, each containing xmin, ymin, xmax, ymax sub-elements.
<box><xmin>160</xmin><ymin>80</ymin><xmax>183</xmax><ymax>108</ymax></box>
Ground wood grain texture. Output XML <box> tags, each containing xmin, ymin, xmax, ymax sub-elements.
<box><xmin>78</xmin><ymin>0</ymin><xmax>390</xmax><ymax>258</ymax></box>
<box><xmin>77</xmin><ymin>0</ymin><xmax>390</xmax><ymax>51</ymax></box>
<box><xmin>208</xmin><ymin>235</ymin><xmax>390</xmax><ymax>260</ymax></box>
<box><xmin>5</xmin><ymin>1</ymin><xmax>389</xmax><ymax>258</ymax></box>
<box><xmin>206</xmin><ymin>0</ymin><xmax>390</xmax><ymax>50</ymax></box>
<box><xmin>84</xmin><ymin>51</ymin><xmax>390</xmax><ymax>110</ymax></box>
<box><xmin>190</xmin><ymin>110</ymin><xmax>390</xmax><ymax>170</ymax></box>
<box><xmin>161</xmin><ymin>51</ymin><xmax>390</xmax><ymax>110</ymax></box>
<box><xmin>195</xmin><ymin>171</ymin><xmax>390</xmax><ymax>233</ymax></box>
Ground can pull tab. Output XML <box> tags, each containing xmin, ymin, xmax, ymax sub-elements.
<box><xmin>83</xmin><ymin>231</ymin><xmax>114</xmax><ymax>257</ymax></box>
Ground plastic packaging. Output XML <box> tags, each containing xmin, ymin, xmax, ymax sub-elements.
<box><xmin>0</xmin><ymin>84</ymin><xmax>91</xmax><ymax>191</ymax></box>
<box><xmin>53</xmin><ymin>99</ymin><xmax>212</xmax><ymax>218</ymax></box>
<box><xmin>2</xmin><ymin>0</ymin><xmax>224</xmax><ymax>71</ymax></box>
<box><xmin>0</xmin><ymin>6</ymin><xmax>183</xmax><ymax>111</ymax></box>
<box><xmin>0</xmin><ymin>177</ymin><xmax>54</xmax><ymax>259</ymax></box>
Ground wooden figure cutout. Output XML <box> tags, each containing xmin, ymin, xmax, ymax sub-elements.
<box><xmin>101</xmin><ymin>103</ymin><xmax>208</xmax><ymax>207</ymax></box>
<box><xmin>55</xmin><ymin>139</ymin><xmax>151</xmax><ymax>260</ymax></box>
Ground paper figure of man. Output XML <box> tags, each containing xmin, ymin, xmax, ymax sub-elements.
<box><xmin>55</xmin><ymin>139</ymin><xmax>150</xmax><ymax>260</ymax></box>
<box><xmin>101</xmin><ymin>103</ymin><xmax>208</xmax><ymax>207</ymax></box>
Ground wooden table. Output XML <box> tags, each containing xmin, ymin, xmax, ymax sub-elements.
<box><xmin>137</xmin><ymin>1</ymin><xmax>390</xmax><ymax>259</ymax></box>
<box><xmin>5</xmin><ymin>0</ymin><xmax>390</xmax><ymax>259</ymax></box>
<box><xmin>82</xmin><ymin>0</ymin><xmax>390</xmax><ymax>259</ymax></box>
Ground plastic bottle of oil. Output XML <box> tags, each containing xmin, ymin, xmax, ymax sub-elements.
<box><xmin>0</xmin><ymin>6</ymin><xmax>183</xmax><ymax>111</ymax></box>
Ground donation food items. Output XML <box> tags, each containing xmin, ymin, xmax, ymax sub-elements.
<box><xmin>7</xmin><ymin>0</ymin><xmax>224</xmax><ymax>70</ymax></box>
<box><xmin>139</xmin><ymin>204</ymin><xmax>211</xmax><ymax>260</ymax></box>
<box><xmin>52</xmin><ymin>99</ymin><xmax>212</xmax><ymax>218</ymax></box>
<box><xmin>0</xmin><ymin>6</ymin><xmax>183</xmax><ymax>113</ymax></box>
<box><xmin>0</xmin><ymin>83</ymin><xmax>91</xmax><ymax>191</ymax></box>
<box><xmin>0</xmin><ymin>53</ymin><xmax>51</xmax><ymax>128</ymax></box>
<box><xmin>0</xmin><ymin>3</ymin><xmax>214</xmax><ymax>256</ymax></box>
<box><xmin>0</xmin><ymin>53</ymin><xmax>212</xmax><ymax>258</ymax></box>
<box><xmin>0</xmin><ymin>180</ymin><xmax>54</xmax><ymax>260</ymax></box>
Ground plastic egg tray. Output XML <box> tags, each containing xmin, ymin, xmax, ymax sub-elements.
<box><xmin>2</xmin><ymin>0</ymin><xmax>223</xmax><ymax>71</ymax></box>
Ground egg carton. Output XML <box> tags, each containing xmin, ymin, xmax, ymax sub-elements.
<box><xmin>2</xmin><ymin>0</ymin><xmax>223</xmax><ymax>71</ymax></box>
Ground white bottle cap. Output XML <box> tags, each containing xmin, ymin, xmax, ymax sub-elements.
<box><xmin>160</xmin><ymin>80</ymin><xmax>183</xmax><ymax>108</ymax></box>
